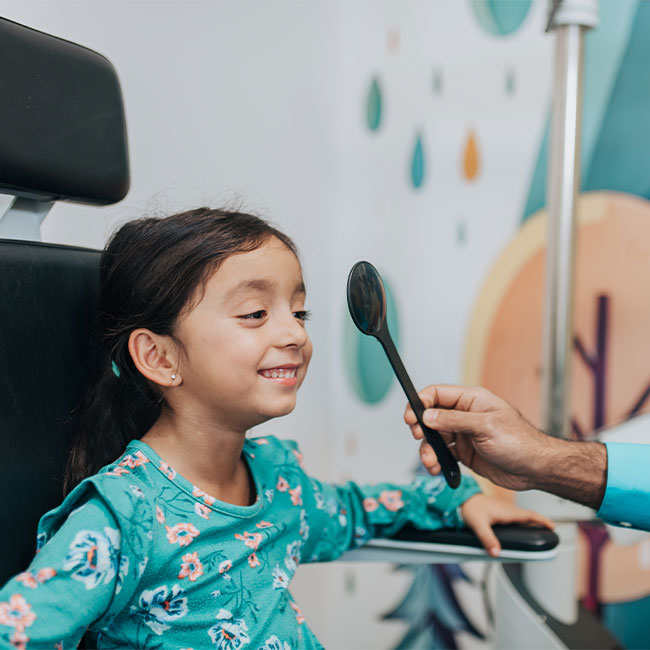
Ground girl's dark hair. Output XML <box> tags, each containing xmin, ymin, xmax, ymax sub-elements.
<box><xmin>64</xmin><ymin>207</ymin><xmax>298</xmax><ymax>494</ymax></box>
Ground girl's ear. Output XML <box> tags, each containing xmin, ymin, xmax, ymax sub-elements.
<box><xmin>128</xmin><ymin>328</ymin><xmax>182</xmax><ymax>387</ymax></box>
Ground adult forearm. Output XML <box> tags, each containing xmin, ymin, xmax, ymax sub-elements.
<box><xmin>531</xmin><ymin>438</ymin><xmax>607</xmax><ymax>510</ymax></box>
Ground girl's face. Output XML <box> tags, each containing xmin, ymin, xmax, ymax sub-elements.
<box><xmin>172</xmin><ymin>237</ymin><xmax>312</xmax><ymax>431</ymax></box>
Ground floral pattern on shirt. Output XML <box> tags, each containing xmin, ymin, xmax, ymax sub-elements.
<box><xmin>166</xmin><ymin>522</ymin><xmax>200</xmax><ymax>547</ymax></box>
<box><xmin>272</xmin><ymin>566</ymin><xmax>289</xmax><ymax>590</ymax></box>
<box><xmin>258</xmin><ymin>635</ymin><xmax>291</xmax><ymax>650</ymax></box>
<box><xmin>378</xmin><ymin>490</ymin><xmax>404</xmax><ymax>512</ymax></box>
<box><xmin>0</xmin><ymin>594</ymin><xmax>36</xmax><ymax>631</ymax></box>
<box><xmin>119</xmin><ymin>451</ymin><xmax>150</xmax><ymax>469</ymax></box>
<box><xmin>15</xmin><ymin>568</ymin><xmax>56</xmax><ymax>589</ymax></box>
<box><xmin>234</xmin><ymin>532</ymin><xmax>263</xmax><ymax>551</ymax></box>
<box><xmin>178</xmin><ymin>552</ymin><xmax>204</xmax><ymax>582</ymax></box>
<box><xmin>129</xmin><ymin>584</ymin><xmax>188</xmax><ymax>635</ymax></box>
<box><xmin>207</xmin><ymin>609</ymin><xmax>250</xmax><ymax>649</ymax></box>
<box><xmin>63</xmin><ymin>528</ymin><xmax>121</xmax><ymax>590</ymax></box>
<box><xmin>0</xmin><ymin>435</ymin><xmax>479</xmax><ymax>650</ymax></box>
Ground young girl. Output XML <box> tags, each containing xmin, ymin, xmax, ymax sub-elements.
<box><xmin>0</xmin><ymin>208</ymin><xmax>551</xmax><ymax>650</ymax></box>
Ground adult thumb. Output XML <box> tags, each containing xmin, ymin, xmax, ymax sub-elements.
<box><xmin>423</xmin><ymin>408</ymin><xmax>480</xmax><ymax>434</ymax></box>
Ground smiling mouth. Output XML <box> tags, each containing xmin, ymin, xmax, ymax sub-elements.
<box><xmin>259</xmin><ymin>368</ymin><xmax>298</xmax><ymax>379</ymax></box>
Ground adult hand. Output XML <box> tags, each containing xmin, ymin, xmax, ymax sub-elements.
<box><xmin>405</xmin><ymin>385</ymin><xmax>549</xmax><ymax>491</ymax></box>
<box><xmin>404</xmin><ymin>385</ymin><xmax>607</xmax><ymax>509</ymax></box>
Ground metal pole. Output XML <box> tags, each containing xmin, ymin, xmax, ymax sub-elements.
<box><xmin>517</xmin><ymin>3</ymin><xmax>599</xmax><ymax>625</ymax></box>
<box><xmin>542</xmin><ymin>1</ymin><xmax>598</xmax><ymax>439</ymax></box>
<box><xmin>542</xmin><ymin>23</ymin><xmax>584</xmax><ymax>438</ymax></box>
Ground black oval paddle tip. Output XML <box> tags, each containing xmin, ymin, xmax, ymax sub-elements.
<box><xmin>346</xmin><ymin>261</ymin><xmax>387</xmax><ymax>336</ymax></box>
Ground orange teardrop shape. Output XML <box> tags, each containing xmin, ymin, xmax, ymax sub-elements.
<box><xmin>463</xmin><ymin>130</ymin><xmax>480</xmax><ymax>181</ymax></box>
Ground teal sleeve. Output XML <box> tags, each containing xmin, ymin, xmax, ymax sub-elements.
<box><xmin>301</xmin><ymin>472</ymin><xmax>481</xmax><ymax>563</ymax></box>
<box><xmin>596</xmin><ymin>442</ymin><xmax>650</xmax><ymax>531</ymax></box>
<box><xmin>0</xmin><ymin>482</ymin><xmax>150</xmax><ymax>650</ymax></box>
<box><xmin>0</xmin><ymin>498</ymin><xmax>122</xmax><ymax>649</ymax></box>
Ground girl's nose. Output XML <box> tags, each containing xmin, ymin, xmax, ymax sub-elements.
<box><xmin>277</xmin><ymin>313</ymin><xmax>309</xmax><ymax>348</ymax></box>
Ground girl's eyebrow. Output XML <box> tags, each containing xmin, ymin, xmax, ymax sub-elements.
<box><xmin>225</xmin><ymin>279</ymin><xmax>306</xmax><ymax>301</ymax></box>
<box><xmin>226</xmin><ymin>279</ymin><xmax>272</xmax><ymax>299</ymax></box>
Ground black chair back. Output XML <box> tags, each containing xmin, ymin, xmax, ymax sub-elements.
<box><xmin>0</xmin><ymin>16</ymin><xmax>127</xmax><ymax>584</ymax></box>
<box><xmin>0</xmin><ymin>240</ymin><xmax>101</xmax><ymax>584</ymax></box>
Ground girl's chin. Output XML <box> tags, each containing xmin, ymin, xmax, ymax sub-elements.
<box><xmin>265</xmin><ymin>403</ymin><xmax>297</xmax><ymax>419</ymax></box>
<box><xmin>253</xmin><ymin>401</ymin><xmax>297</xmax><ymax>424</ymax></box>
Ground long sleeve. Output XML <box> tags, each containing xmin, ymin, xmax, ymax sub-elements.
<box><xmin>301</xmin><ymin>468</ymin><xmax>480</xmax><ymax>563</ymax></box>
<box><xmin>0</xmin><ymin>498</ymin><xmax>123</xmax><ymax>649</ymax></box>
<box><xmin>596</xmin><ymin>442</ymin><xmax>650</xmax><ymax>531</ymax></box>
<box><xmin>0</xmin><ymin>476</ymin><xmax>151</xmax><ymax>650</ymax></box>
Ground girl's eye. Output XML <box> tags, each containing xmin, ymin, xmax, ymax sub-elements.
<box><xmin>240</xmin><ymin>310</ymin><xmax>267</xmax><ymax>320</ymax></box>
<box><xmin>294</xmin><ymin>310</ymin><xmax>311</xmax><ymax>321</ymax></box>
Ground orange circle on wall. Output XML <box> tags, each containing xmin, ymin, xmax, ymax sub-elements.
<box><xmin>463</xmin><ymin>191</ymin><xmax>650</xmax><ymax>602</ymax></box>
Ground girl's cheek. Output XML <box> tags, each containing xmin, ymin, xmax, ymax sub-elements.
<box><xmin>297</xmin><ymin>347</ymin><xmax>313</xmax><ymax>386</ymax></box>
<box><xmin>303</xmin><ymin>340</ymin><xmax>314</xmax><ymax>366</ymax></box>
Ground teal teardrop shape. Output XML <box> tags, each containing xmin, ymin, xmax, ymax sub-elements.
<box><xmin>344</xmin><ymin>276</ymin><xmax>400</xmax><ymax>404</ymax></box>
<box><xmin>470</xmin><ymin>0</ymin><xmax>532</xmax><ymax>36</ymax></box>
<box><xmin>410</xmin><ymin>133</ymin><xmax>426</xmax><ymax>189</ymax></box>
<box><xmin>457</xmin><ymin>221</ymin><xmax>467</xmax><ymax>246</ymax></box>
<box><xmin>505</xmin><ymin>68</ymin><xmax>516</xmax><ymax>95</ymax></box>
<box><xmin>433</xmin><ymin>69</ymin><xmax>443</xmax><ymax>96</ymax></box>
<box><xmin>366</xmin><ymin>77</ymin><xmax>382</xmax><ymax>131</ymax></box>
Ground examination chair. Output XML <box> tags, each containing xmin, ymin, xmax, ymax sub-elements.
<box><xmin>1</xmin><ymin>15</ymin><xmax>599</xmax><ymax>649</ymax></box>
<box><xmin>0</xmin><ymin>16</ymin><xmax>128</xmax><ymax>583</ymax></box>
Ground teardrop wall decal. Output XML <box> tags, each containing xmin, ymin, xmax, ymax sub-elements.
<box><xmin>463</xmin><ymin>130</ymin><xmax>480</xmax><ymax>181</ymax></box>
<box><xmin>410</xmin><ymin>132</ymin><xmax>426</xmax><ymax>189</ymax></box>
<box><xmin>366</xmin><ymin>77</ymin><xmax>382</xmax><ymax>132</ymax></box>
<box><xmin>505</xmin><ymin>68</ymin><xmax>516</xmax><ymax>95</ymax></box>
<box><xmin>387</xmin><ymin>28</ymin><xmax>400</xmax><ymax>53</ymax></box>
<box><xmin>433</xmin><ymin>69</ymin><xmax>443</xmax><ymax>96</ymax></box>
<box><xmin>457</xmin><ymin>220</ymin><xmax>467</xmax><ymax>246</ymax></box>
<box><xmin>470</xmin><ymin>0</ymin><xmax>533</xmax><ymax>36</ymax></box>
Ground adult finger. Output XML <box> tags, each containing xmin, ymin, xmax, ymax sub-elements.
<box><xmin>407</xmin><ymin>385</ymin><xmax>499</xmax><ymax>426</ymax></box>
<box><xmin>422</xmin><ymin>408</ymin><xmax>485</xmax><ymax>435</ymax></box>
<box><xmin>404</xmin><ymin>385</ymin><xmax>445</xmax><ymax>426</ymax></box>
<box><xmin>409</xmin><ymin>422</ymin><xmax>456</xmax><ymax>450</ymax></box>
<box><xmin>422</xmin><ymin>384</ymin><xmax>480</xmax><ymax>410</ymax></box>
<box><xmin>419</xmin><ymin>440</ymin><xmax>441</xmax><ymax>475</ymax></box>
<box><xmin>409</xmin><ymin>421</ymin><xmax>424</xmax><ymax>440</ymax></box>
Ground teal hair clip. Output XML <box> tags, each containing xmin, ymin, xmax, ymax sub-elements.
<box><xmin>111</xmin><ymin>360</ymin><xmax>121</xmax><ymax>378</ymax></box>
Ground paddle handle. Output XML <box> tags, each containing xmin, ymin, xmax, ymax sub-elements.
<box><xmin>378</xmin><ymin>329</ymin><xmax>461</xmax><ymax>489</ymax></box>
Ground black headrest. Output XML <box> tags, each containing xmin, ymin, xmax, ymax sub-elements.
<box><xmin>0</xmin><ymin>18</ymin><xmax>129</xmax><ymax>204</ymax></box>
<box><xmin>0</xmin><ymin>239</ymin><xmax>101</xmax><ymax>584</ymax></box>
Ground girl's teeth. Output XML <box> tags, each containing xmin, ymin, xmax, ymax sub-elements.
<box><xmin>262</xmin><ymin>368</ymin><xmax>296</xmax><ymax>379</ymax></box>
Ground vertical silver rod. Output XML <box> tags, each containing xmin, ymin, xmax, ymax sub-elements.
<box><xmin>542</xmin><ymin>24</ymin><xmax>585</xmax><ymax>438</ymax></box>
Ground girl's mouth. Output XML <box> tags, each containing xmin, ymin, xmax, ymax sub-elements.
<box><xmin>259</xmin><ymin>367</ymin><xmax>297</xmax><ymax>379</ymax></box>
<box><xmin>258</xmin><ymin>366</ymin><xmax>299</xmax><ymax>386</ymax></box>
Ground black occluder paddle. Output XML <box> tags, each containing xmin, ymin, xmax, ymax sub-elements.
<box><xmin>346</xmin><ymin>260</ymin><xmax>461</xmax><ymax>489</ymax></box>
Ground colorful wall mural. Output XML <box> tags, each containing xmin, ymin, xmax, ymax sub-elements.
<box><xmin>346</xmin><ymin>1</ymin><xmax>650</xmax><ymax>647</ymax></box>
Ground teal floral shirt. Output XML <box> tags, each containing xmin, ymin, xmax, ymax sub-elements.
<box><xmin>0</xmin><ymin>436</ymin><xmax>479</xmax><ymax>650</ymax></box>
